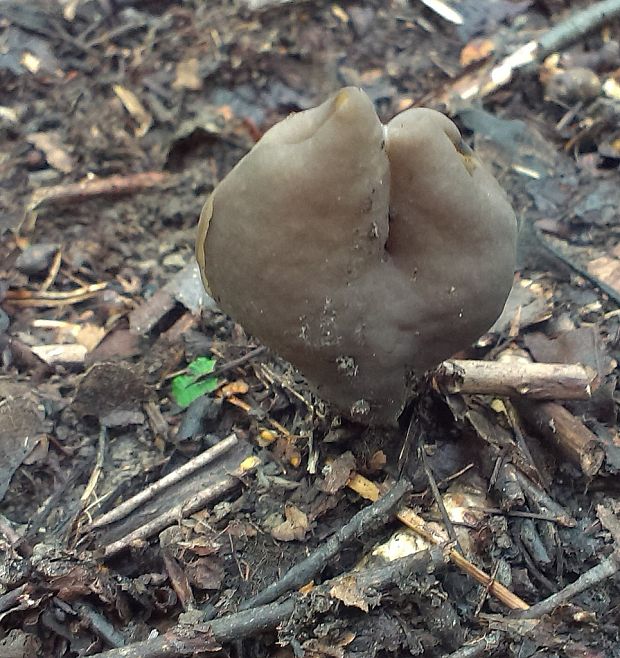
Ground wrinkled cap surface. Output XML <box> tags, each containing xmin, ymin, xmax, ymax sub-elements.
<box><xmin>196</xmin><ymin>87</ymin><xmax>517</xmax><ymax>425</ymax></box>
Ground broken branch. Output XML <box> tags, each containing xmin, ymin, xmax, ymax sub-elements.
<box><xmin>347</xmin><ymin>473</ymin><xmax>530</xmax><ymax>611</ymax></box>
<box><xmin>515</xmin><ymin>400</ymin><xmax>605</xmax><ymax>477</ymax></box>
<box><xmin>434</xmin><ymin>359</ymin><xmax>599</xmax><ymax>400</ymax></box>
<box><xmin>239</xmin><ymin>477</ymin><xmax>412</xmax><ymax>610</ymax></box>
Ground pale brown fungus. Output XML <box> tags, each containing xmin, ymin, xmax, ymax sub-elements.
<box><xmin>196</xmin><ymin>87</ymin><xmax>517</xmax><ymax>426</ymax></box>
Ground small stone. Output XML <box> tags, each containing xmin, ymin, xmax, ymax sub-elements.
<box><xmin>15</xmin><ymin>243</ymin><xmax>58</xmax><ymax>275</ymax></box>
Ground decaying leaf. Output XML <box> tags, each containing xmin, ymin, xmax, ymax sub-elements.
<box><xmin>523</xmin><ymin>326</ymin><xmax>615</xmax><ymax>377</ymax></box>
<box><xmin>329</xmin><ymin>575</ymin><xmax>369</xmax><ymax>612</ymax></box>
<box><xmin>319</xmin><ymin>451</ymin><xmax>356</xmax><ymax>494</ymax></box>
<box><xmin>487</xmin><ymin>279</ymin><xmax>553</xmax><ymax>337</ymax></box>
<box><xmin>26</xmin><ymin>132</ymin><xmax>74</xmax><ymax>173</ymax></box>
<box><xmin>173</xmin><ymin>58</ymin><xmax>202</xmax><ymax>90</ymax></box>
<box><xmin>588</xmin><ymin>245</ymin><xmax>620</xmax><ymax>299</ymax></box>
<box><xmin>270</xmin><ymin>504</ymin><xmax>310</xmax><ymax>542</ymax></box>
<box><xmin>113</xmin><ymin>84</ymin><xmax>153</xmax><ymax>137</ymax></box>
<box><xmin>72</xmin><ymin>362</ymin><xmax>150</xmax><ymax>419</ymax></box>
<box><xmin>0</xmin><ymin>385</ymin><xmax>45</xmax><ymax>503</ymax></box>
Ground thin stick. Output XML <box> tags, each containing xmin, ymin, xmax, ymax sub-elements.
<box><xmin>92</xmin><ymin>550</ymin><xmax>436</xmax><ymax>658</ymax></box>
<box><xmin>90</xmin><ymin>434</ymin><xmax>238</xmax><ymax>529</ymax></box>
<box><xmin>420</xmin><ymin>446</ymin><xmax>464</xmax><ymax>554</ymax></box>
<box><xmin>537</xmin><ymin>0</ymin><xmax>620</xmax><ymax>58</ymax></box>
<box><xmin>347</xmin><ymin>473</ymin><xmax>530</xmax><ymax>611</ymax></box>
<box><xmin>29</xmin><ymin>171</ymin><xmax>171</xmax><ymax>211</ymax></box>
<box><xmin>224</xmin><ymin>394</ymin><xmax>291</xmax><ymax>437</ymax></box>
<box><xmin>515</xmin><ymin>400</ymin><xmax>605</xmax><ymax>477</ymax></box>
<box><xmin>239</xmin><ymin>477</ymin><xmax>412</xmax><ymax>610</ymax></box>
<box><xmin>515</xmin><ymin>470</ymin><xmax>577</xmax><ymax>527</ymax></box>
<box><xmin>81</xmin><ymin>426</ymin><xmax>107</xmax><ymax>503</ymax></box>
<box><xmin>103</xmin><ymin>457</ymin><xmax>258</xmax><ymax>558</ymax></box>
<box><xmin>518</xmin><ymin>552</ymin><xmax>620</xmax><ymax>619</ymax></box>
<box><xmin>5</xmin><ymin>282</ymin><xmax>107</xmax><ymax>307</ymax></box>
<box><xmin>208</xmin><ymin>346</ymin><xmax>266</xmax><ymax>379</ymax></box>
<box><xmin>442</xmin><ymin>631</ymin><xmax>503</xmax><ymax>658</ymax></box>
<box><xmin>164</xmin><ymin>347</ymin><xmax>266</xmax><ymax>383</ymax></box>
<box><xmin>434</xmin><ymin>360</ymin><xmax>598</xmax><ymax>401</ymax></box>
<box><xmin>439</xmin><ymin>0</ymin><xmax>620</xmax><ymax>103</ymax></box>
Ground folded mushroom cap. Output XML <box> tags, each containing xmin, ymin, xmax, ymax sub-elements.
<box><xmin>196</xmin><ymin>87</ymin><xmax>517</xmax><ymax>425</ymax></box>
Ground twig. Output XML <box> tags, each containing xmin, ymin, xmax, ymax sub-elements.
<box><xmin>537</xmin><ymin>0</ymin><xmax>620</xmax><ymax>59</ymax></box>
<box><xmin>515</xmin><ymin>401</ymin><xmax>605</xmax><ymax>477</ymax></box>
<box><xmin>92</xmin><ymin>549</ymin><xmax>436</xmax><ymax>658</ymax></box>
<box><xmin>347</xmin><ymin>473</ymin><xmax>530</xmax><ymax>611</ymax></box>
<box><xmin>103</xmin><ymin>457</ymin><xmax>258</xmax><ymax>558</ymax></box>
<box><xmin>417</xmin><ymin>0</ymin><xmax>463</xmax><ymax>25</ymax></box>
<box><xmin>474</xmin><ymin>561</ymin><xmax>501</xmax><ymax>616</ymax></box>
<box><xmin>5</xmin><ymin>282</ymin><xmax>107</xmax><ymax>307</ymax></box>
<box><xmin>442</xmin><ymin>631</ymin><xmax>503</xmax><ymax>658</ymax></box>
<box><xmin>90</xmin><ymin>434</ymin><xmax>238</xmax><ymax>529</ymax></box>
<box><xmin>239</xmin><ymin>477</ymin><xmax>412</xmax><ymax>610</ymax></box>
<box><xmin>473</xmin><ymin>507</ymin><xmax>565</xmax><ymax>524</ymax></box>
<box><xmin>434</xmin><ymin>360</ymin><xmax>599</xmax><ymax>400</ymax></box>
<box><xmin>165</xmin><ymin>347</ymin><xmax>267</xmax><ymax>383</ymax></box>
<box><xmin>420</xmin><ymin>445</ymin><xmax>464</xmax><ymax>554</ymax></box>
<box><xmin>208</xmin><ymin>346</ymin><xmax>267</xmax><ymax>379</ymax></box>
<box><xmin>515</xmin><ymin>470</ymin><xmax>577</xmax><ymax>527</ymax></box>
<box><xmin>224</xmin><ymin>394</ymin><xmax>291</xmax><ymax>437</ymax></box>
<box><xmin>438</xmin><ymin>0</ymin><xmax>620</xmax><ymax>104</ymax></box>
<box><xmin>29</xmin><ymin>172</ymin><xmax>172</xmax><ymax>211</ymax></box>
<box><xmin>92</xmin><ymin>599</ymin><xmax>297</xmax><ymax>658</ymax></box>
<box><xmin>39</xmin><ymin>248</ymin><xmax>62</xmax><ymax>292</ymax></box>
<box><xmin>518</xmin><ymin>552</ymin><xmax>620</xmax><ymax>619</ymax></box>
<box><xmin>81</xmin><ymin>426</ymin><xmax>107</xmax><ymax>504</ymax></box>
<box><xmin>74</xmin><ymin>600</ymin><xmax>126</xmax><ymax>648</ymax></box>
<box><xmin>533</xmin><ymin>231</ymin><xmax>620</xmax><ymax>307</ymax></box>
<box><xmin>514</xmin><ymin>533</ymin><xmax>558</xmax><ymax>595</ymax></box>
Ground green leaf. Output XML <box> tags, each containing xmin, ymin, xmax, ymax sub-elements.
<box><xmin>171</xmin><ymin>357</ymin><xmax>218</xmax><ymax>408</ymax></box>
<box><xmin>187</xmin><ymin>356</ymin><xmax>217</xmax><ymax>376</ymax></box>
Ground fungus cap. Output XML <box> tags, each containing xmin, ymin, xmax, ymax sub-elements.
<box><xmin>196</xmin><ymin>87</ymin><xmax>517</xmax><ymax>425</ymax></box>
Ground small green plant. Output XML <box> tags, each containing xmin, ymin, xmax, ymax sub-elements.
<box><xmin>171</xmin><ymin>356</ymin><xmax>218</xmax><ymax>408</ymax></box>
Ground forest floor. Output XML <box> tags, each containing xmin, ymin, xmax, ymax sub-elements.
<box><xmin>1</xmin><ymin>1</ymin><xmax>620</xmax><ymax>657</ymax></box>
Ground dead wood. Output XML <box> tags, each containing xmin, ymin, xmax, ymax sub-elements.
<box><xmin>518</xmin><ymin>551</ymin><xmax>620</xmax><ymax>619</ymax></box>
<box><xmin>103</xmin><ymin>472</ymin><xmax>247</xmax><ymax>558</ymax></box>
<box><xmin>90</xmin><ymin>433</ymin><xmax>239</xmax><ymax>529</ymax></box>
<box><xmin>434</xmin><ymin>359</ymin><xmax>599</xmax><ymax>400</ymax></box>
<box><xmin>348</xmin><ymin>473</ymin><xmax>530</xmax><ymax>611</ymax></box>
<box><xmin>239</xmin><ymin>477</ymin><xmax>412</xmax><ymax>610</ymax></box>
<box><xmin>92</xmin><ymin>549</ymin><xmax>439</xmax><ymax>658</ymax></box>
<box><xmin>443</xmin><ymin>631</ymin><xmax>503</xmax><ymax>658</ymax></box>
<box><xmin>515</xmin><ymin>400</ymin><xmax>606</xmax><ymax>476</ymax></box>
<box><xmin>29</xmin><ymin>172</ymin><xmax>172</xmax><ymax>211</ymax></box>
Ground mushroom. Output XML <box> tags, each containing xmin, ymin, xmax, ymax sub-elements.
<box><xmin>196</xmin><ymin>87</ymin><xmax>517</xmax><ymax>426</ymax></box>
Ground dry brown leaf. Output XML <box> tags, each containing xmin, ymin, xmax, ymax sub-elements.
<box><xmin>173</xmin><ymin>58</ymin><xmax>202</xmax><ymax>90</ymax></box>
<box><xmin>219</xmin><ymin>380</ymin><xmax>249</xmax><ymax>397</ymax></box>
<box><xmin>31</xmin><ymin>343</ymin><xmax>87</xmax><ymax>366</ymax></box>
<box><xmin>329</xmin><ymin>575</ymin><xmax>369</xmax><ymax>611</ymax></box>
<box><xmin>27</xmin><ymin>132</ymin><xmax>74</xmax><ymax>173</ymax></box>
<box><xmin>113</xmin><ymin>84</ymin><xmax>153</xmax><ymax>137</ymax></box>
<box><xmin>319</xmin><ymin>451</ymin><xmax>356</xmax><ymax>494</ymax></box>
<box><xmin>270</xmin><ymin>504</ymin><xmax>309</xmax><ymax>542</ymax></box>
<box><xmin>76</xmin><ymin>323</ymin><xmax>106</xmax><ymax>352</ymax></box>
<box><xmin>588</xmin><ymin>253</ymin><xmax>620</xmax><ymax>297</ymax></box>
<box><xmin>460</xmin><ymin>38</ymin><xmax>495</xmax><ymax>67</ymax></box>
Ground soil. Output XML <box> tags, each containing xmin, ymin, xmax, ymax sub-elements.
<box><xmin>1</xmin><ymin>1</ymin><xmax>620</xmax><ymax>657</ymax></box>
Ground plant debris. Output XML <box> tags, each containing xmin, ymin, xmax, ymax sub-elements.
<box><xmin>0</xmin><ymin>1</ymin><xmax>619</xmax><ymax>657</ymax></box>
